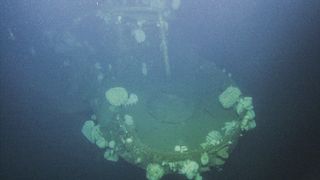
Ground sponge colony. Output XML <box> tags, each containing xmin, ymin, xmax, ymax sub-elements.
<box><xmin>105</xmin><ymin>87</ymin><xmax>128</xmax><ymax>106</ymax></box>
<box><xmin>146</xmin><ymin>163</ymin><xmax>165</xmax><ymax>180</ymax></box>
<box><xmin>219</xmin><ymin>86</ymin><xmax>241</xmax><ymax>108</ymax></box>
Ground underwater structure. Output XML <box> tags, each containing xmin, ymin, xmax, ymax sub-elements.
<box><xmin>96</xmin><ymin>0</ymin><xmax>177</xmax><ymax>77</ymax></box>
<box><xmin>82</xmin><ymin>84</ymin><xmax>256</xmax><ymax>180</ymax></box>
<box><xmin>81</xmin><ymin>1</ymin><xmax>256</xmax><ymax>180</ymax></box>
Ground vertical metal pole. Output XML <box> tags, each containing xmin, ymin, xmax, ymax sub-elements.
<box><xmin>158</xmin><ymin>13</ymin><xmax>171</xmax><ymax>77</ymax></box>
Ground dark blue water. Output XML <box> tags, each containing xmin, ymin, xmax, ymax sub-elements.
<box><xmin>1</xmin><ymin>0</ymin><xmax>320</xmax><ymax>179</ymax></box>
